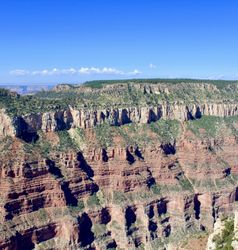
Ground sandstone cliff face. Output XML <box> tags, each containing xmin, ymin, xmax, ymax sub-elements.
<box><xmin>1</xmin><ymin>82</ymin><xmax>238</xmax><ymax>249</ymax></box>
<box><xmin>232</xmin><ymin>212</ymin><xmax>238</xmax><ymax>249</ymax></box>
<box><xmin>0</xmin><ymin>128</ymin><xmax>238</xmax><ymax>249</ymax></box>
<box><xmin>206</xmin><ymin>212</ymin><xmax>238</xmax><ymax>250</ymax></box>
<box><xmin>20</xmin><ymin>103</ymin><xmax>238</xmax><ymax>131</ymax></box>
<box><xmin>0</xmin><ymin>109</ymin><xmax>16</xmax><ymax>139</ymax></box>
<box><xmin>1</xmin><ymin>102</ymin><xmax>238</xmax><ymax>140</ymax></box>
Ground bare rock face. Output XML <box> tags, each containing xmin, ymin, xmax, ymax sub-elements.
<box><xmin>0</xmin><ymin>126</ymin><xmax>238</xmax><ymax>249</ymax></box>
<box><xmin>1</xmin><ymin>102</ymin><xmax>238</xmax><ymax>141</ymax></box>
<box><xmin>1</xmin><ymin>82</ymin><xmax>238</xmax><ymax>249</ymax></box>
<box><xmin>232</xmin><ymin>212</ymin><xmax>238</xmax><ymax>249</ymax></box>
<box><xmin>0</xmin><ymin>109</ymin><xmax>16</xmax><ymax>138</ymax></box>
<box><xmin>206</xmin><ymin>213</ymin><xmax>238</xmax><ymax>250</ymax></box>
<box><xmin>21</xmin><ymin>103</ymin><xmax>238</xmax><ymax>131</ymax></box>
<box><xmin>206</xmin><ymin>218</ymin><xmax>224</xmax><ymax>250</ymax></box>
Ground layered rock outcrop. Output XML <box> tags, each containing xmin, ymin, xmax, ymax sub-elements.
<box><xmin>0</xmin><ymin>127</ymin><xmax>238</xmax><ymax>249</ymax></box>
<box><xmin>1</xmin><ymin>82</ymin><xmax>238</xmax><ymax>249</ymax></box>
<box><xmin>1</xmin><ymin>102</ymin><xmax>238</xmax><ymax>141</ymax></box>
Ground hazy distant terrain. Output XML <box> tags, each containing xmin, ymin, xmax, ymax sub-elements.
<box><xmin>0</xmin><ymin>84</ymin><xmax>56</xmax><ymax>95</ymax></box>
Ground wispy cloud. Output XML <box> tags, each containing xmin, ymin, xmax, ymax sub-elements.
<box><xmin>128</xmin><ymin>69</ymin><xmax>142</xmax><ymax>75</ymax></box>
<box><xmin>149</xmin><ymin>63</ymin><xmax>157</xmax><ymax>69</ymax></box>
<box><xmin>9</xmin><ymin>69</ymin><xmax>30</xmax><ymax>76</ymax></box>
<box><xmin>10</xmin><ymin>67</ymin><xmax>142</xmax><ymax>76</ymax></box>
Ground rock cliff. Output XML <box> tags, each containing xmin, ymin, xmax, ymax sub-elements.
<box><xmin>1</xmin><ymin>102</ymin><xmax>238</xmax><ymax>142</ymax></box>
<box><xmin>206</xmin><ymin>212</ymin><xmax>238</xmax><ymax>250</ymax></box>
<box><xmin>0</xmin><ymin>109</ymin><xmax>16</xmax><ymax>138</ymax></box>
<box><xmin>0</xmin><ymin>81</ymin><xmax>238</xmax><ymax>249</ymax></box>
<box><xmin>0</xmin><ymin>117</ymin><xmax>238</xmax><ymax>249</ymax></box>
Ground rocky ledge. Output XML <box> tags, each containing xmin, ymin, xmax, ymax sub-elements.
<box><xmin>0</xmin><ymin>81</ymin><xmax>238</xmax><ymax>249</ymax></box>
<box><xmin>1</xmin><ymin>102</ymin><xmax>238</xmax><ymax>142</ymax></box>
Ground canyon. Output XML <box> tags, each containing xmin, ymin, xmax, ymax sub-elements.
<box><xmin>0</xmin><ymin>80</ymin><xmax>238</xmax><ymax>249</ymax></box>
<box><xmin>2</xmin><ymin>102</ymin><xmax>238</xmax><ymax>139</ymax></box>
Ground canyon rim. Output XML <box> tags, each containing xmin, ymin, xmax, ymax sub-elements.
<box><xmin>0</xmin><ymin>80</ymin><xmax>238</xmax><ymax>249</ymax></box>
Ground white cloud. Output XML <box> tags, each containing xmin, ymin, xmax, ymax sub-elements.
<box><xmin>128</xmin><ymin>69</ymin><xmax>142</xmax><ymax>76</ymax></box>
<box><xmin>78</xmin><ymin>67</ymin><xmax>124</xmax><ymax>75</ymax></box>
<box><xmin>149</xmin><ymin>63</ymin><xmax>157</xmax><ymax>69</ymax></box>
<box><xmin>10</xmin><ymin>67</ymin><xmax>142</xmax><ymax>77</ymax></box>
<box><xmin>9</xmin><ymin>69</ymin><xmax>30</xmax><ymax>76</ymax></box>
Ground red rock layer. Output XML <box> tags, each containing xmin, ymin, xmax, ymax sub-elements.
<box><xmin>0</xmin><ymin>133</ymin><xmax>238</xmax><ymax>249</ymax></box>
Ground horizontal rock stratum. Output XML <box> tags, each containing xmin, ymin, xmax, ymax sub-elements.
<box><xmin>0</xmin><ymin>79</ymin><xmax>238</xmax><ymax>249</ymax></box>
<box><xmin>2</xmin><ymin>102</ymin><xmax>238</xmax><ymax>140</ymax></box>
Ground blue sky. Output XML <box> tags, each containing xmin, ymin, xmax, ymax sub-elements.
<box><xmin>0</xmin><ymin>0</ymin><xmax>238</xmax><ymax>84</ymax></box>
